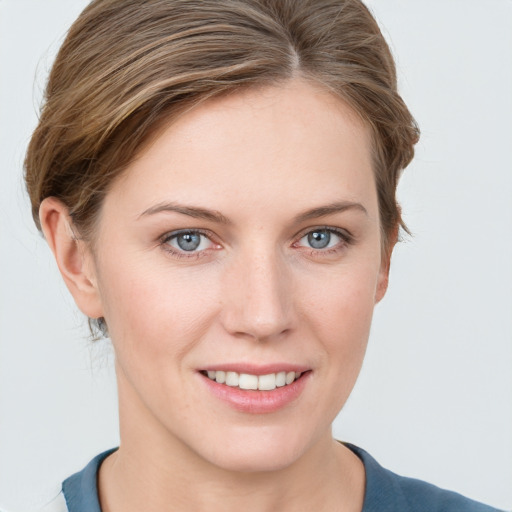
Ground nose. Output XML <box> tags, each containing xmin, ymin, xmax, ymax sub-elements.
<box><xmin>220</xmin><ymin>248</ymin><xmax>295</xmax><ymax>342</ymax></box>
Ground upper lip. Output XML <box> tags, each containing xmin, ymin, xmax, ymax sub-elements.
<box><xmin>199</xmin><ymin>363</ymin><xmax>311</xmax><ymax>375</ymax></box>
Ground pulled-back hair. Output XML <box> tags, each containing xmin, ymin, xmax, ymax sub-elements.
<box><xmin>25</xmin><ymin>0</ymin><xmax>418</xmax><ymax>251</ymax></box>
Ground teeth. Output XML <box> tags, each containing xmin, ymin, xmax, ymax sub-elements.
<box><xmin>239</xmin><ymin>373</ymin><xmax>258</xmax><ymax>390</ymax></box>
<box><xmin>275</xmin><ymin>371</ymin><xmax>286</xmax><ymax>387</ymax></box>
<box><xmin>205</xmin><ymin>370</ymin><xmax>303</xmax><ymax>390</ymax></box>
<box><xmin>258</xmin><ymin>373</ymin><xmax>276</xmax><ymax>391</ymax></box>
<box><xmin>285</xmin><ymin>371</ymin><xmax>295</xmax><ymax>385</ymax></box>
<box><xmin>225</xmin><ymin>371</ymin><xmax>239</xmax><ymax>387</ymax></box>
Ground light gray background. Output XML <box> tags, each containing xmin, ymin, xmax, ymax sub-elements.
<box><xmin>1</xmin><ymin>0</ymin><xmax>511</xmax><ymax>510</ymax></box>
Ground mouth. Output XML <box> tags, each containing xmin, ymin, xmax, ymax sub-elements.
<box><xmin>198</xmin><ymin>367</ymin><xmax>311</xmax><ymax>413</ymax></box>
<box><xmin>199</xmin><ymin>370</ymin><xmax>305</xmax><ymax>391</ymax></box>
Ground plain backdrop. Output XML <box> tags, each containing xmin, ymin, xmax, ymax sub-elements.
<box><xmin>0</xmin><ymin>0</ymin><xmax>511</xmax><ymax>510</ymax></box>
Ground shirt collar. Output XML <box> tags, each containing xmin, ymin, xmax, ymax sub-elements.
<box><xmin>62</xmin><ymin>448</ymin><xmax>117</xmax><ymax>512</ymax></box>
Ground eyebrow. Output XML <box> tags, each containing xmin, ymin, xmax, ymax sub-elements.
<box><xmin>293</xmin><ymin>201</ymin><xmax>368</xmax><ymax>223</ymax></box>
<box><xmin>138</xmin><ymin>200</ymin><xmax>367</xmax><ymax>225</ymax></box>
<box><xmin>138</xmin><ymin>202</ymin><xmax>230</xmax><ymax>224</ymax></box>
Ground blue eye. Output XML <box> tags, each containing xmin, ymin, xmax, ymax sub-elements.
<box><xmin>298</xmin><ymin>228</ymin><xmax>344</xmax><ymax>250</ymax></box>
<box><xmin>308</xmin><ymin>230</ymin><xmax>331</xmax><ymax>249</ymax></box>
<box><xmin>164</xmin><ymin>231</ymin><xmax>213</xmax><ymax>252</ymax></box>
<box><xmin>176</xmin><ymin>232</ymin><xmax>201</xmax><ymax>251</ymax></box>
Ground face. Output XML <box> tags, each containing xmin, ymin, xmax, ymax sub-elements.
<box><xmin>88</xmin><ymin>80</ymin><xmax>388</xmax><ymax>472</ymax></box>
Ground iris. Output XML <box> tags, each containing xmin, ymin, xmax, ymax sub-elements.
<box><xmin>176</xmin><ymin>232</ymin><xmax>202</xmax><ymax>251</ymax></box>
<box><xmin>308</xmin><ymin>230</ymin><xmax>331</xmax><ymax>249</ymax></box>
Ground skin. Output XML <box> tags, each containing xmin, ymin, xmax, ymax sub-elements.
<box><xmin>40</xmin><ymin>79</ymin><xmax>392</xmax><ymax>511</ymax></box>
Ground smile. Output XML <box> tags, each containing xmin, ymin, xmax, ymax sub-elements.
<box><xmin>201</xmin><ymin>370</ymin><xmax>302</xmax><ymax>391</ymax></box>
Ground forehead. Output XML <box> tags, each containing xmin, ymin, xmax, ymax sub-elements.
<box><xmin>106</xmin><ymin>79</ymin><xmax>376</xmax><ymax>220</ymax></box>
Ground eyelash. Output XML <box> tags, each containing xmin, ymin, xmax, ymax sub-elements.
<box><xmin>293</xmin><ymin>226</ymin><xmax>354</xmax><ymax>256</ymax></box>
<box><xmin>159</xmin><ymin>229</ymin><xmax>218</xmax><ymax>260</ymax></box>
<box><xmin>159</xmin><ymin>226</ymin><xmax>354</xmax><ymax>260</ymax></box>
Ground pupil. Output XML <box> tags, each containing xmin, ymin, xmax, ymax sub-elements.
<box><xmin>308</xmin><ymin>230</ymin><xmax>330</xmax><ymax>249</ymax></box>
<box><xmin>177</xmin><ymin>232</ymin><xmax>201</xmax><ymax>251</ymax></box>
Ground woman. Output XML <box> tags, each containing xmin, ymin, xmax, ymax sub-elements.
<box><xmin>17</xmin><ymin>0</ymin><xmax>506</xmax><ymax>510</ymax></box>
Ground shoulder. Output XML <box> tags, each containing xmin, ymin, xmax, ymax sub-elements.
<box><xmin>345</xmin><ymin>443</ymin><xmax>505</xmax><ymax>512</ymax></box>
<box><xmin>28</xmin><ymin>449</ymin><xmax>116</xmax><ymax>512</ymax></box>
<box><xmin>392</xmin><ymin>473</ymin><xmax>503</xmax><ymax>512</ymax></box>
<box><xmin>60</xmin><ymin>448</ymin><xmax>117</xmax><ymax>512</ymax></box>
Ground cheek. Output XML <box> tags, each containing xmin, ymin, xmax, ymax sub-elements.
<box><xmin>297</xmin><ymin>259</ymin><xmax>379</xmax><ymax>396</ymax></box>
<box><xmin>291</xmin><ymin>263</ymin><xmax>378</xmax><ymax>425</ymax></box>
<box><xmin>96</xmin><ymin>255</ymin><xmax>219</xmax><ymax>365</ymax></box>
<box><xmin>299</xmin><ymin>261</ymin><xmax>379</xmax><ymax>339</ymax></box>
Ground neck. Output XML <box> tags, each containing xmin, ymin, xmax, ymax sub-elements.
<box><xmin>98</xmin><ymin>372</ymin><xmax>365</xmax><ymax>512</ymax></box>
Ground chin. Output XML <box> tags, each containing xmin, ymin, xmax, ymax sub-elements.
<box><xmin>190</xmin><ymin>424</ymin><xmax>319</xmax><ymax>474</ymax></box>
<box><xmin>207</xmin><ymin>447</ymin><xmax>303</xmax><ymax>474</ymax></box>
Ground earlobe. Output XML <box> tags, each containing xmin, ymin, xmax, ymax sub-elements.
<box><xmin>374</xmin><ymin>264</ymin><xmax>390</xmax><ymax>304</ymax></box>
<box><xmin>39</xmin><ymin>197</ymin><xmax>103</xmax><ymax>319</ymax></box>
<box><xmin>375</xmin><ymin>226</ymin><xmax>398</xmax><ymax>304</ymax></box>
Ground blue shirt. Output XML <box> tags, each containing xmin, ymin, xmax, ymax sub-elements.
<box><xmin>58</xmin><ymin>444</ymin><xmax>504</xmax><ymax>511</ymax></box>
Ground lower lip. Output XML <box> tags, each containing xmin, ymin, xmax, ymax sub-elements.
<box><xmin>200</xmin><ymin>372</ymin><xmax>311</xmax><ymax>414</ymax></box>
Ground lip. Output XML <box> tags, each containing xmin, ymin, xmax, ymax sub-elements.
<box><xmin>199</xmin><ymin>368</ymin><xmax>311</xmax><ymax>414</ymax></box>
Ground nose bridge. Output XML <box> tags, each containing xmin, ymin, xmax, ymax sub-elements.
<box><xmin>221</xmin><ymin>245</ymin><xmax>293</xmax><ymax>341</ymax></box>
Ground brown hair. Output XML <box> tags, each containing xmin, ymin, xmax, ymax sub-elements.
<box><xmin>25</xmin><ymin>0</ymin><xmax>418</xmax><ymax>296</ymax></box>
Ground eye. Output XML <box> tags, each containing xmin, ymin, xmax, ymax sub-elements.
<box><xmin>304</xmin><ymin>230</ymin><xmax>335</xmax><ymax>249</ymax></box>
<box><xmin>296</xmin><ymin>228</ymin><xmax>350</xmax><ymax>251</ymax></box>
<box><xmin>162</xmin><ymin>230</ymin><xmax>215</xmax><ymax>253</ymax></box>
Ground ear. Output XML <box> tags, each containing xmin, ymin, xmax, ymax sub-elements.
<box><xmin>374</xmin><ymin>261</ymin><xmax>390</xmax><ymax>304</ymax></box>
<box><xmin>374</xmin><ymin>225</ymin><xmax>398</xmax><ymax>304</ymax></box>
<box><xmin>39</xmin><ymin>197</ymin><xmax>104</xmax><ymax>319</ymax></box>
